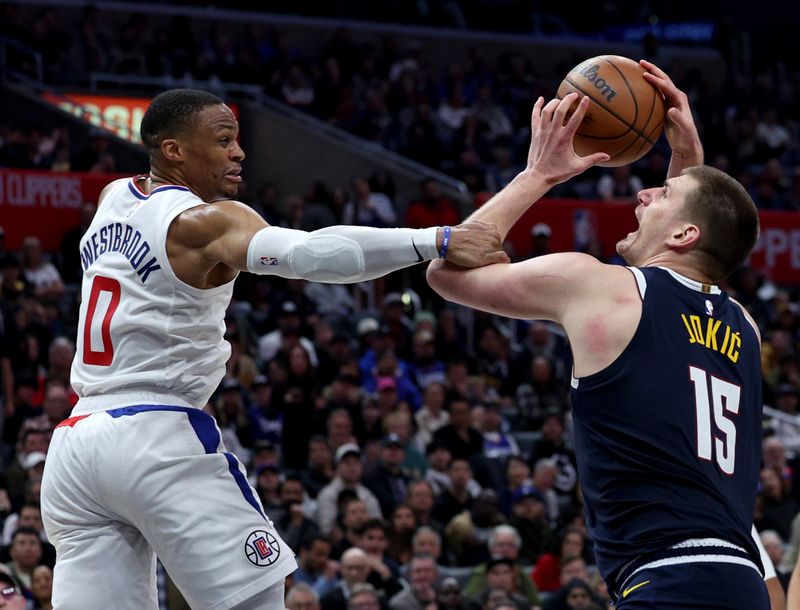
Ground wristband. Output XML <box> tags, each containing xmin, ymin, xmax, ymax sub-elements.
<box><xmin>439</xmin><ymin>226</ymin><xmax>451</xmax><ymax>259</ymax></box>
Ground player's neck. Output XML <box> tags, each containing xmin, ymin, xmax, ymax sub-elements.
<box><xmin>145</xmin><ymin>168</ymin><xmax>189</xmax><ymax>194</ymax></box>
<box><xmin>642</xmin><ymin>255</ymin><xmax>714</xmax><ymax>285</ymax></box>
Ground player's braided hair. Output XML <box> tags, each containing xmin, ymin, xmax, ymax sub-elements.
<box><xmin>140</xmin><ymin>88</ymin><xmax>223</xmax><ymax>151</ymax></box>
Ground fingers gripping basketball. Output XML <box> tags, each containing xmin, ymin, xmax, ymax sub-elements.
<box><xmin>557</xmin><ymin>55</ymin><xmax>666</xmax><ymax>167</ymax></box>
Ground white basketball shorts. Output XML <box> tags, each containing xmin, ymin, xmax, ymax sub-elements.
<box><xmin>41</xmin><ymin>402</ymin><xmax>297</xmax><ymax>610</ymax></box>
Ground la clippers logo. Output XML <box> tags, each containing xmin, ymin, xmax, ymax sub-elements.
<box><xmin>260</xmin><ymin>256</ymin><xmax>279</xmax><ymax>266</ymax></box>
<box><xmin>245</xmin><ymin>530</ymin><xmax>281</xmax><ymax>567</ymax></box>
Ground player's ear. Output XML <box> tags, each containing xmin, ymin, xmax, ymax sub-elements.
<box><xmin>667</xmin><ymin>223</ymin><xmax>700</xmax><ymax>251</ymax></box>
<box><xmin>160</xmin><ymin>138</ymin><xmax>181</xmax><ymax>162</ymax></box>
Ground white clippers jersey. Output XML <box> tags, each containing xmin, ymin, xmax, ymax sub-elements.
<box><xmin>71</xmin><ymin>177</ymin><xmax>235</xmax><ymax>407</ymax></box>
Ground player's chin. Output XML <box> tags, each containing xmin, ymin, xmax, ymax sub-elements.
<box><xmin>221</xmin><ymin>182</ymin><xmax>240</xmax><ymax>198</ymax></box>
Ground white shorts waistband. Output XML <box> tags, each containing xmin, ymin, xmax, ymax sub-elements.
<box><xmin>72</xmin><ymin>391</ymin><xmax>199</xmax><ymax>415</ymax></box>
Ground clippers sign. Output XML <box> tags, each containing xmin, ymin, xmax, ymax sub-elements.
<box><xmin>0</xmin><ymin>169</ymin><xmax>125</xmax><ymax>250</ymax></box>
<box><xmin>40</xmin><ymin>93</ymin><xmax>241</xmax><ymax>145</ymax></box>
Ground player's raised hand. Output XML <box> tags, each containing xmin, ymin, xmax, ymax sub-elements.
<box><xmin>442</xmin><ymin>220</ymin><xmax>509</xmax><ymax>268</ymax></box>
<box><xmin>640</xmin><ymin>59</ymin><xmax>703</xmax><ymax>168</ymax></box>
<box><xmin>526</xmin><ymin>93</ymin><xmax>610</xmax><ymax>185</ymax></box>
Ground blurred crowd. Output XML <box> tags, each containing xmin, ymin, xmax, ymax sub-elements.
<box><xmin>1</xmin><ymin>3</ymin><xmax>800</xmax><ymax>210</ymax></box>
<box><xmin>2</xmin><ymin>177</ymin><xmax>800</xmax><ymax>609</ymax></box>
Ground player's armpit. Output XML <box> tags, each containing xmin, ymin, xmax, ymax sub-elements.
<box><xmin>426</xmin><ymin>252</ymin><xmax>603</xmax><ymax>323</ymax></box>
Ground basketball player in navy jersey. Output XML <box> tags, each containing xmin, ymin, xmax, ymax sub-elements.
<box><xmin>428</xmin><ymin>60</ymin><xmax>772</xmax><ymax>609</ymax></box>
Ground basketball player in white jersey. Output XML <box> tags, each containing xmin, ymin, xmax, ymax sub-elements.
<box><xmin>39</xmin><ymin>89</ymin><xmax>507</xmax><ymax>610</ymax></box>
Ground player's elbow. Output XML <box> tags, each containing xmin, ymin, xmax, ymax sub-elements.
<box><xmin>425</xmin><ymin>259</ymin><xmax>458</xmax><ymax>299</ymax></box>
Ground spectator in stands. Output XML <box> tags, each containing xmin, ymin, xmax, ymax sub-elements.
<box><xmin>274</xmin><ymin>477</ymin><xmax>320</xmax><ymax>551</ymax></box>
<box><xmin>342</xmin><ymin>177</ymin><xmax>396</xmax><ymax>228</ymax></box>
<box><xmin>5</xmin><ymin>429</ymin><xmax>49</xmax><ymax>503</ymax></box>
<box><xmin>354</xmin><ymin>520</ymin><xmax>404</xmax><ymax>598</ymax></box>
<box><xmin>38</xmin><ymin>338</ymin><xmax>77</xmax><ymax>406</ymax></box>
<box><xmin>432</xmin><ymin>399</ymin><xmax>483</xmax><ymax>461</ymax></box>
<box><xmin>530</xmin><ymin>458</ymin><xmax>560</xmax><ymax>528</ymax></box>
<box><xmin>498</xmin><ymin>456</ymin><xmax>531</xmax><ymax>518</ymax></box>
<box><xmin>414</xmin><ymin>382</ymin><xmax>449</xmax><ymax>452</ymax></box>
<box><xmin>18</xmin><ymin>385</ymin><xmax>69</xmax><ymax>442</ymax></box>
<box><xmin>771</xmin><ymin>384</ymin><xmax>800</xmax><ymax>455</ymax></box>
<box><xmin>386</xmin><ymin>503</ymin><xmax>417</xmax><ymax>565</ymax></box>
<box><xmin>757</xmin><ymin>466</ymin><xmax>798</xmax><ymax>541</ymax></box>
<box><xmin>363</xmin><ymin>434</ymin><xmax>411</xmax><ymax>517</ymax></box>
<box><xmin>19</xmin><ymin>237</ymin><xmax>64</xmax><ymax>303</ymax></box>
<box><xmin>1</xmin><ymin>503</ymin><xmax>54</xmax><ymax>566</ymax></box>
<box><xmin>317</xmin><ymin>443</ymin><xmax>383</xmax><ymax>536</ymax></box>
<box><xmin>346</xmin><ymin>583</ymin><xmax>382</xmax><ymax>610</ymax></box>
<box><xmin>406</xmin><ymin>480</ymin><xmax>442</xmax><ymax>533</ymax></box>
<box><xmin>303</xmin><ymin>435</ymin><xmax>336</xmax><ymax>499</ymax></box>
<box><xmin>332</xmin><ymin>497</ymin><xmax>372</xmax><ymax>560</ymax></box>
<box><xmin>410</xmin><ymin>329</ymin><xmax>447</xmax><ymax>391</ymax></box>
<box><xmin>58</xmin><ymin>203</ymin><xmax>96</xmax><ymax>286</ymax></box>
<box><xmin>531</xmin><ymin>527</ymin><xmax>588</xmax><ymax>593</ymax></box>
<box><xmin>435</xmin><ymin>577</ymin><xmax>467</xmax><ymax>610</ymax></box>
<box><xmin>479</xmin><ymin>400</ymin><xmax>519</xmax><ymax>461</ymax></box>
<box><xmin>383</xmin><ymin>411</ymin><xmax>427</xmax><ymax>479</ymax></box>
<box><xmin>463</xmin><ymin>524</ymin><xmax>541</xmax><ymax>606</ymax></box>
<box><xmin>320</xmin><ymin>548</ymin><xmax>372</xmax><ymax>610</ymax></box>
<box><xmin>530</xmin><ymin>409</ymin><xmax>578</xmax><ymax>498</ymax></box>
<box><xmin>389</xmin><ymin>554</ymin><xmax>439</xmax><ymax>610</ymax></box>
<box><xmin>445</xmin><ymin>488</ymin><xmax>506</xmax><ymax>566</ymax></box>
<box><xmin>0</xmin><ymin>570</ymin><xmax>25</xmax><ymax>610</ymax></box>
<box><xmin>327</xmin><ymin>409</ymin><xmax>358</xmax><ymax>454</ymax></box>
<box><xmin>529</xmin><ymin>222</ymin><xmax>552</xmax><ymax>259</ymax></box>
<box><xmin>405</xmin><ymin>179</ymin><xmax>461</xmax><ymax>230</ymax></box>
<box><xmin>258</xmin><ymin>300</ymin><xmax>318</xmax><ymax>368</ymax></box>
<box><xmin>4</xmin><ymin>527</ymin><xmax>43</xmax><ymax>594</ymax></box>
<box><xmin>507</xmin><ymin>485</ymin><xmax>556</xmax><ymax>564</ymax></box>
<box><xmin>595</xmin><ymin>165</ymin><xmax>644</xmax><ymax>202</ymax></box>
<box><xmin>543</xmin><ymin>578</ymin><xmax>604</xmax><ymax>610</ymax></box>
<box><xmin>432</xmin><ymin>458</ymin><xmax>474</xmax><ymax>526</ymax></box>
<box><xmin>295</xmin><ymin>535</ymin><xmax>339</xmax><ymax>599</ymax></box>
<box><xmin>287</xmin><ymin>582</ymin><xmax>321</xmax><ymax>610</ymax></box>
<box><xmin>31</xmin><ymin>564</ymin><xmax>53</xmax><ymax>610</ymax></box>
<box><xmin>759</xmin><ymin>530</ymin><xmax>789</xmax><ymax>589</ymax></box>
<box><xmin>468</xmin><ymin>556</ymin><xmax>529</xmax><ymax>610</ymax></box>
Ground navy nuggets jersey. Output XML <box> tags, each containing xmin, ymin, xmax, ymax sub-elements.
<box><xmin>570</xmin><ymin>266</ymin><xmax>763</xmax><ymax>589</ymax></box>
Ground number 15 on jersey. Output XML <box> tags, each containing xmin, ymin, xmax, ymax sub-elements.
<box><xmin>689</xmin><ymin>365</ymin><xmax>741</xmax><ymax>475</ymax></box>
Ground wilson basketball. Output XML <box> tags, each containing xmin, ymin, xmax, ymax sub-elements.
<box><xmin>557</xmin><ymin>55</ymin><xmax>665</xmax><ymax>167</ymax></box>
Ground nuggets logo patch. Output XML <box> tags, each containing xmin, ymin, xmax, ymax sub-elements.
<box><xmin>244</xmin><ymin>530</ymin><xmax>281</xmax><ymax>567</ymax></box>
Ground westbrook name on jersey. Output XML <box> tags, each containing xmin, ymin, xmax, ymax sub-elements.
<box><xmin>71</xmin><ymin>177</ymin><xmax>235</xmax><ymax>407</ymax></box>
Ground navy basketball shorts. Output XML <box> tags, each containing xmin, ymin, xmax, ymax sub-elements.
<box><xmin>615</xmin><ymin>540</ymin><xmax>769</xmax><ymax>610</ymax></box>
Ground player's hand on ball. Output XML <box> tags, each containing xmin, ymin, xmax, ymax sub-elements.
<box><xmin>640</xmin><ymin>59</ymin><xmax>703</xmax><ymax>164</ymax></box>
<box><xmin>442</xmin><ymin>220</ymin><xmax>509</xmax><ymax>268</ymax></box>
<box><xmin>526</xmin><ymin>93</ymin><xmax>610</xmax><ymax>185</ymax></box>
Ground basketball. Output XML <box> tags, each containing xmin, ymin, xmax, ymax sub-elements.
<box><xmin>557</xmin><ymin>55</ymin><xmax>665</xmax><ymax>167</ymax></box>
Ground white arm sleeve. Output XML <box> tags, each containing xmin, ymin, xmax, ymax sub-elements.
<box><xmin>246</xmin><ymin>225</ymin><xmax>440</xmax><ymax>283</ymax></box>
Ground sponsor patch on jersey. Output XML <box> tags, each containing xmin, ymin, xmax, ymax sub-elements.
<box><xmin>244</xmin><ymin>530</ymin><xmax>281</xmax><ymax>567</ymax></box>
<box><xmin>260</xmin><ymin>256</ymin><xmax>279</xmax><ymax>266</ymax></box>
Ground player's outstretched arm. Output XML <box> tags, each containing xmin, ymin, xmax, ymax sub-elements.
<box><xmin>640</xmin><ymin>59</ymin><xmax>703</xmax><ymax>179</ymax></box>
<box><xmin>169</xmin><ymin>200</ymin><xmax>508</xmax><ymax>285</ymax></box>
<box><xmin>466</xmin><ymin>93</ymin><xmax>609</xmax><ymax>241</ymax></box>
<box><xmin>427</xmin><ymin>251</ymin><xmax>603</xmax><ymax>323</ymax></box>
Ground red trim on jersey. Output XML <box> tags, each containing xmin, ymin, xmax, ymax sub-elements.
<box><xmin>130</xmin><ymin>175</ymin><xmax>187</xmax><ymax>196</ymax></box>
<box><xmin>56</xmin><ymin>414</ymin><xmax>90</xmax><ymax>429</ymax></box>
